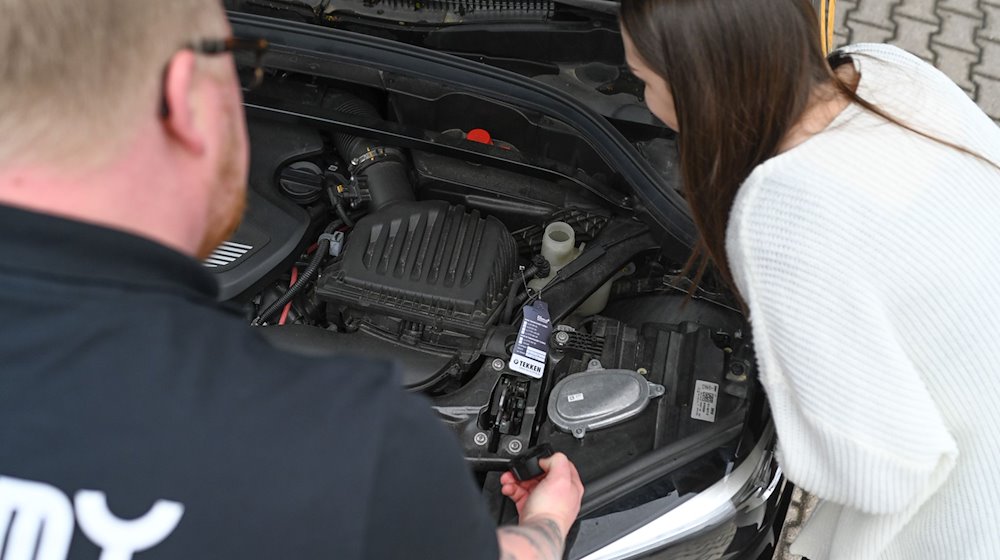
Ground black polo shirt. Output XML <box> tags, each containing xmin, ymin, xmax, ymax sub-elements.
<box><xmin>0</xmin><ymin>204</ymin><xmax>499</xmax><ymax>560</ymax></box>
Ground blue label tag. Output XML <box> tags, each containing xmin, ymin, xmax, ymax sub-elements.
<box><xmin>509</xmin><ymin>300</ymin><xmax>551</xmax><ymax>379</ymax></box>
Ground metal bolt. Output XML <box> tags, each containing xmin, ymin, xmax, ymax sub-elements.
<box><xmin>554</xmin><ymin>331</ymin><xmax>570</xmax><ymax>345</ymax></box>
<box><xmin>474</xmin><ymin>432</ymin><xmax>488</xmax><ymax>446</ymax></box>
<box><xmin>507</xmin><ymin>439</ymin><xmax>523</xmax><ymax>454</ymax></box>
<box><xmin>492</xmin><ymin>358</ymin><xmax>506</xmax><ymax>371</ymax></box>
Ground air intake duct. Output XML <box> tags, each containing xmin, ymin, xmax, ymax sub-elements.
<box><xmin>324</xmin><ymin>92</ymin><xmax>414</xmax><ymax>210</ymax></box>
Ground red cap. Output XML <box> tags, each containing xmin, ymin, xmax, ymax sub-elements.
<box><xmin>466</xmin><ymin>128</ymin><xmax>493</xmax><ymax>145</ymax></box>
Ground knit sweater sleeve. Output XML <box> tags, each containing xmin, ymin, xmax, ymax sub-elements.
<box><xmin>726</xmin><ymin>174</ymin><xmax>958</xmax><ymax>516</ymax></box>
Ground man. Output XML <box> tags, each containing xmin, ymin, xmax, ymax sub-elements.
<box><xmin>0</xmin><ymin>1</ymin><xmax>583</xmax><ymax>559</ymax></box>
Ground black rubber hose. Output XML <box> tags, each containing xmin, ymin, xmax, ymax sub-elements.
<box><xmin>325</xmin><ymin>92</ymin><xmax>414</xmax><ymax>210</ymax></box>
<box><xmin>326</xmin><ymin>187</ymin><xmax>356</xmax><ymax>228</ymax></box>
<box><xmin>502</xmin><ymin>262</ymin><xmax>544</xmax><ymax>324</ymax></box>
<box><xmin>334</xmin><ymin>198</ymin><xmax>355</xmax><ymax>228</ymax></box>
<box><xmin>252</xmin><ymin>223</ymin><xmax>342</xmax><ymax>326</ymax></box>
<box><xmin>326</xmin><ymin>94</ymin><xmax>380</xmax><ymax>162</ymax></box>
<box><xmin>361</xmin><ymin>159</ymin><xmax>414</xmax><ymax>211</ymax></box>
<box><xmin>502</xmin><ymin>255</ymin><xmax>551</xmax><ymax>323</ymax></box>
<box><xmin>502</xmin><ymin>277</ymin><xmax>523</xmax><ymax>325</ymax></box>
<box><xmin>251</xmin><ymin>242</ymin><xmax>327</xmax><ymax>326</ymax></box>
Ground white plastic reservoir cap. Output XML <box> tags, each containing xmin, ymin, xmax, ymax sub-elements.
<box><xmin>541</xmin><ymin>222</ymin><xmax>577</xmax><ymax>267</ymax></box>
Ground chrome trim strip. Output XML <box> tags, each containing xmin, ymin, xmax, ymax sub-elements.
<box><xmin>581</xmin><ymin>422</ymin><xmax>779</xmax><ymax>560</ymax></box>
<box><xmin>213</xmin><ymin>248</ymin><xmax>247</xmax><ymax>258</ymax></box>
<box><xmin>202</xmin><ymin>241</ymin><xmax>253</xmax><ymax>269</ymax></box>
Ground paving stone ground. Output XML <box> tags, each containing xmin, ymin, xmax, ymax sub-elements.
<box><xmin>834</xmin><ymin>0</ymin><xmax>1000</xmax><ymax>124</ymax></box>
<box><xmin>773</xmin><ymin>486</ymin><xmax>819</xmax><ymax>560</ymax></box>
<box><xmin>773</xmin><ymin>3</ymin><xmax>996</xmax><ymax>559</ymax></box>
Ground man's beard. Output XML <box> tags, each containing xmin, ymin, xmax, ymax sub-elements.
<box><xmin>196</xmin><ymin>118</ymin><xmax>248</xmax><ymax>260</ymax></box>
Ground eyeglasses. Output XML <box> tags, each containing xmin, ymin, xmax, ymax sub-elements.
<box><xmin>192</xmin><ymin>37</ymin><xmax>270</xmax><ymax>90</ymax></box>
<box><xmin>159</xmin><ymin>37</ymin><xmax>269</xmax><ymax>118</ymax></box>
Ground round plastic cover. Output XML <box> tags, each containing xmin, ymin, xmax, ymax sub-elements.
<box><xmin>547</xmin><ymin>368</ymin><xmax>665</xmax><ymax>439</ymax></box>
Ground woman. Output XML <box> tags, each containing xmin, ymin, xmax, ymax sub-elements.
<box><xmin>620</xmin><ymin>0</ymin><xmax>1000</xmax><ymax>558</ymax></box>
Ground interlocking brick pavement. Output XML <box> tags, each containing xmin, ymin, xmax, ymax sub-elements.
<box><xmin>837</xmin><ymin>0</ymin><xmax>1000</xmax><ymax>123</ymax></box>
<box><xmin>773</xmin><ymin>486</ymin><xmax>820</xmax><ymax>560</ymax></box>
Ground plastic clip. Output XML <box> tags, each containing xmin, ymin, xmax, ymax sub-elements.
<box><xmin>319</xmin><ymin>231</ymin><xmax>346</xmax><ymax>257</ymax></box>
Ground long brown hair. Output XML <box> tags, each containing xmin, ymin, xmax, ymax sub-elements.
<box><xmin>620</xmin><ymin>0</ymin><xmax>996</xmax><ymax>298</ymax></box>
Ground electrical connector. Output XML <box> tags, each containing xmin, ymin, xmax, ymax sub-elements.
<box><xmin>319</xmin><ymin>231</ymin><xmax>346</xmax><ymax>257</ymax></box>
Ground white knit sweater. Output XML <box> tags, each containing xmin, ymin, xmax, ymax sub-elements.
<box><xmin>726</xmin><ymin>44</ymin><xmax>1000</xmax><ymax>559</ymax></box>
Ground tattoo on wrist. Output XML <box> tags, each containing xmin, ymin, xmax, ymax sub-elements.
<box><xmin>499</xmin><ymin>517</ymin><xmax>564</xmax><ymax>560</ymax></box>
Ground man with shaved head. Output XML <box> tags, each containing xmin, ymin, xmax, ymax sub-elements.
<box><xmin>0</xmin><ymin>2</ymin><xmax>582</xmax><ymax>558</ymax></box>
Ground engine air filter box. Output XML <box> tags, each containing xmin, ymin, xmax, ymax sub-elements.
<box><xmin>316</xmin><ymin>201</ymin><xmax>516</xmax><ymax>336</ymax></box>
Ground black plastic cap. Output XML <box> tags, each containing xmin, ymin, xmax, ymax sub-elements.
<box><xmin>510</xmin><ymin>443</ymin><xmax>555</xmax><ymax>481</ymax></box>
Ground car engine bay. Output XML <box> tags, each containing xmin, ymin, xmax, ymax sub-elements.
<box><xmin>207</xmin><ymin>27</ymin><xmax>763</xmax><ymax>527</ymax></box>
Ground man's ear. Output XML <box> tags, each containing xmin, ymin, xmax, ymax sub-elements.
<box><xmin>161</xmin><ymin>50</ymin><xmax>206</xmax><ymax>155</ymax></box>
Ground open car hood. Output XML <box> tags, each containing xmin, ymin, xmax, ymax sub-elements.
<box><xmin>213</xmin><ymin>8</ymin><xmax>792</xmax><ymax>558</ymax></box>
<box><xmin>225</xmin><ymin>0</ymin><xmax>654</xmax><ymax>126</ymax></box>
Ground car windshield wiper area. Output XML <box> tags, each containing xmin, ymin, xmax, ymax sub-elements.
<box><xmin>551</xmin><ymin>0</ymin><xmax>618</xmax><ymax>15</ymax></box>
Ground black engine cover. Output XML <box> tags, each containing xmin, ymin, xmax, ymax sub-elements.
<box><xmin>317</xmin><ymin>201</ymin><xmax>517</xmax><ymax>337</ymax></box>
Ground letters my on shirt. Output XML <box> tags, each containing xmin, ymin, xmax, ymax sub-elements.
<box><xmin>0</xmin><ymin>476</ymin><xmax>184</xmax><ymax>560</ymax></box>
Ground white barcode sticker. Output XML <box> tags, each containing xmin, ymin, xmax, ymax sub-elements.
<box><xmin>567</xmin><ymin>393</ymin><xmax>585</xmax><ymax>403</ymax></box>
<box><xmin>691</xmin><ymin>380</ymin><xmax>719</xmax><ymax>423</ymax></box>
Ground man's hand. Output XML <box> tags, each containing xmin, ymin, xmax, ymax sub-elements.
<box><xmin>496</xmin><ymin>453</ymin><xmax>584</xmax><ymax>560</ymax></box>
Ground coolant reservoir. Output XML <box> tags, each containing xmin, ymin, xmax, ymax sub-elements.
<box><xmin>528</xmin><ymin>222</ymin><xmax>616</xmax><ymax>317</ymax></box>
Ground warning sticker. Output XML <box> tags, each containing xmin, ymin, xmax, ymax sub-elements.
<box><xmin>691</xmin><ymin>380</ymin><xmax>719</xmax><ymax>423</ymax></box>
<box><xmin>509</xmin><ymin>301</ymin><xmax>551</xmax><ymax>379</ymax></box>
